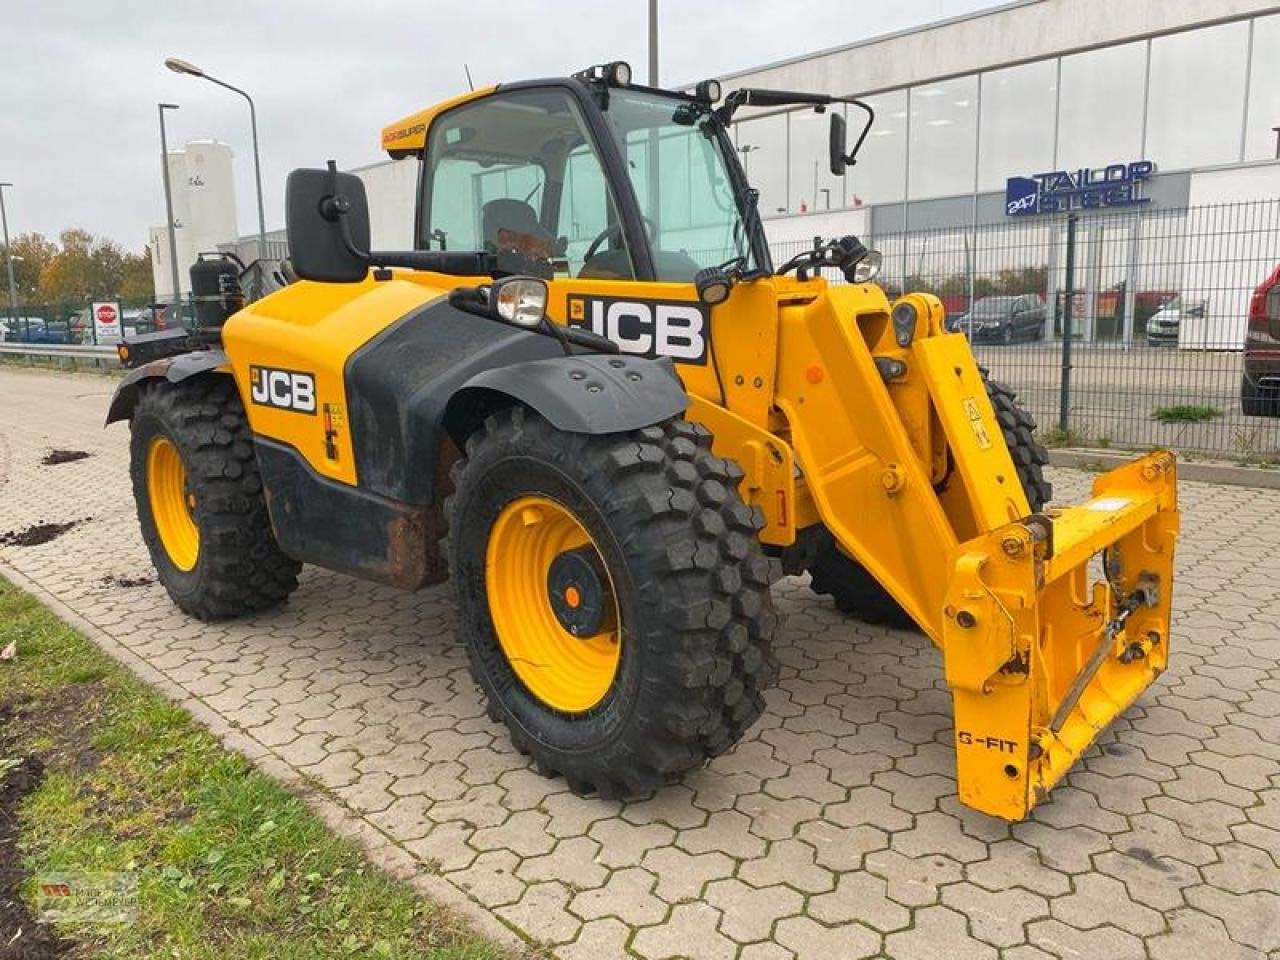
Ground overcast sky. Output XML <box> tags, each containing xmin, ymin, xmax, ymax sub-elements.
<box><xmin>1</xmin><ymin>0</ymin><xmax>999</xmax><ymax>250</ymax></box>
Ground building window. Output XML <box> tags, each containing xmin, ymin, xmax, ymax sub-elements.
<box><xmin>1146</xmin><ymin>21</ymin><xmax>1250</xmax><ymax>168</ymax></box>
<box><xmin>788</xmin><ymin>105</ymin><xmax>845</xmax><ymax>214</ymax></box>
<box><xmin>849</xmin><ymin>90</ymin><xmax>907</xmax><ymax>206</ymax></box>
<box><xmin>907</xmin><ymin>75</ymin><xmax>978</xmax><ymax>200</ymax></box>
<box><xmin>734</xmin><ymin>113</ymin><xmax>788</xmax><ymax>215</ymax></box>
<box><xmin>977</xmin><ymin>59</ymin><xmax>1057</xmax><ymax>191</ymax></box>
<box><xmin>1057</xmin><ymin>41</ymin><xmax>1145</xmax><ymax>170</ymax></box>
<box><xmin>1245</xmin><ymin>14</ymin><xmax>1280</xmax><ymax>161</ymax></box>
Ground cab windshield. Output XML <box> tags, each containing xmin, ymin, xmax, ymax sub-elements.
<box><xmin>420</xmin><ymin>85</ymin><xmax>760</xmax><ymax>282</ymax></box>
<box><xmin>599</xmin><ymin>88</ymin><xmax>761</xmax><ymax>281</ymax></box>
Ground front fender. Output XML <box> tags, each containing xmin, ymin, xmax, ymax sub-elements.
<box><xmin>448</xmin><ymin>353</ymin><xmax>688</xmax><ymax>439</ymax></box>
<box><xmin>104</xmin><ymin>349</ymin><xmax>231</xmax><ymax>425</ymax></box>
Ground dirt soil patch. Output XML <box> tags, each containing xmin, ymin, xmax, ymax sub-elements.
<box><xmin>0</xmin><ymin>522</ymin><xmax>85</xmax><ymax>549</ymax></box>
<box><xmin>0</xmin><ymin>727</ymin><xmax>70</xmax><ymax>959</ymax></box>
<box><xmin>98</xmin><ymin>574</ymin><xmax>152</xmax><ymax>590</ymax></box>
<box><xmin>39</xmin><ymin>451</ymin><xmax>91</xmax><ymax>467</ymax></box>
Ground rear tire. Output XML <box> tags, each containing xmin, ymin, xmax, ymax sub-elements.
<box><xmin>808</xmin><ymin>371</ymin><xmax>1051</xmax><ymax>627</ymax></box>
<box><xmin>446</xmin><ymin>408</ymin><xmax>778</xmax><ymax>799</ymax></box>
<box><xmin>129</xmin><ymin>376</ymin><xmax>301</xmax><ymax>620</ymax></box>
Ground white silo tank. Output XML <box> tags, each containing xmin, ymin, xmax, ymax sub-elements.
<box><xmin>182</xmin><ymin>140</ymin><xmax>238</xmax><ymax>265</ymax></box>
<box><xmin>165</xmin><ymin>149</ymin><xmax>195</xmax><ymax>294</ymax></box>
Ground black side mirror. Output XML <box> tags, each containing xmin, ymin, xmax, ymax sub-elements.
<box><xmin>286</xmin><ymin>164</ymin><xmax>371</xmax><ymax>283</ymax></box>
<box><xmin>829</xmin><ymin>112</ymin><xmax>848</xmax><ymax>177</ymax></box>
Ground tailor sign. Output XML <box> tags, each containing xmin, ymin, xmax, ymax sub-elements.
<box><xmin>1006</xmin><ymin>161</ymin><xmax>1155</xmax><ymax>216</ymax></box>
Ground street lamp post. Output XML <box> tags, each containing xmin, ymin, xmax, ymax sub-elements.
<box><xmin>165</xmin><ymin>57</ymin><xmax>268</xmax><ymax>263</ymax></box>
<box><xmin>648</xmin><ymin>0</ymin><xmax>658</xmax><ymax>85</ymax></box>
<box><xmin>738</xmin><ymin>144</ymin><xmax>759</xmax><ymax>180</ymax></box>
<box><xmin>0</xmin><ymin>183</ymin><xmax>18</xmax><ymax>323</ymax></box>
<box><xmin>158</xmin><ymin>104</ymin><xmax>182</xmax><ymax>306</ymax></box>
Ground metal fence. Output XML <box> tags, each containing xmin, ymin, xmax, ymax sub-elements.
<box><xmin>772</xmin><ymin>199</ymin><xmax>1280</xmax><ymax>461</ymax></box>
<box><xmin>4</xmin><ymin>202</ymin><xmax>1277</xmax><ymax>460</ymax></box>
<box><xmin>1</xmin><ymin>295</ymin><xmax>195</xmax><ymax>348</ymax></box>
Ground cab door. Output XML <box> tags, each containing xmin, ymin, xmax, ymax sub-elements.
<box><xmin>543</xmin><ymin>88</ymin><xmax>778</xmax><ymax>420</ymax></box>
<box><xmin>415</xmin><ymin>83</ymin><xmax>771</xmax><ymax>419</ymax></box>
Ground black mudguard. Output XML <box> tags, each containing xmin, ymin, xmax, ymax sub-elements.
<box><xmin>451</xmin><ymin>352</ymin><xmax>688</xmax><ymax>440</ymax></box>
<box><xmin>344</xmin><ymin>299</ymin><xmax>688</xmax><ymax>505</ymax></box>
<box><xmin>104</xmin><ymin>349</ymin><xmax>230</xmax><ymax>425</ymax></box>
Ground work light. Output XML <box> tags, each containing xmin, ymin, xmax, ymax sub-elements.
<box><xmin>492</xmin><ymin>277</ymin><xmax>549</xmax><ymax>328</ymax></box>
<box><xmin>850</xmin><ymin>249</ymin><xmax>883</xmax><ymax>284</ymax></box>
<box><xmin>694</xmin><ymin>266</ymin><xmax>733</xmax><ymax>306</ymax></box>
<box><xmin>609</xmin><ymin>61</ymin><xmax>632</xmax><ymax>86</ymax></box>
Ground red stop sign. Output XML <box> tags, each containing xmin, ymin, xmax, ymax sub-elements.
<box><xmin>96</xmin><ymin>304</ymin><xmax>118</xmax><ymax>325</ymax></box>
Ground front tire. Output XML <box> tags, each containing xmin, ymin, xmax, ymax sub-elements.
<box><xmin>446</xmin><ymin>408</ymin><xmax>778</xmax><ymax>799</ymax></box>
<box><xmin>130</xmin><ymin>376</ymin><xmax>301</xmax><ymax>620</ymax></box>
<box><xmin>808</xmin><ymin>372</ymin><xmax>1051</xmax><ymax>627</ymax></box>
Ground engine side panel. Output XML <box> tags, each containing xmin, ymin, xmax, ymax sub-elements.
<box><xmin>221</xmin><ymin>274</ymin><xmax>450</xmax><ymax>486</ymax></box>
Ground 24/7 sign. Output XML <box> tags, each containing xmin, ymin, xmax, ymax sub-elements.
<box><xmin>92</xmin><ymin>301</ymin><xmax>122</xmax><ymax>345</ymax></box>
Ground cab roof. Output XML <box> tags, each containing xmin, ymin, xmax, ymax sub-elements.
<box><xmin>380</xmin><ymin>86</ymin><xmax>496</xmax><ymax>158</ymax></box>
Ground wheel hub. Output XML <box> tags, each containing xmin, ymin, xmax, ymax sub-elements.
<box><xmin>547</xmin><ymin>546</ymin><xmax>612</xmax><ymax>637</ymax></box>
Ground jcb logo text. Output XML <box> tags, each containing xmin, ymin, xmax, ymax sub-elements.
<box><xmin>567</xmin><ymin>296</ymin><xmax>708</xmax><ymax>365</ymax></box>
<box><xmin>250</xmin><ymin>366</ymin><xmax>317</xmax><ymax>415</ymax></box>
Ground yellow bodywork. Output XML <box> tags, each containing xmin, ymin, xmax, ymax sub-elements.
<box><xmin>221</xmin><ymin>271</ymin><xmax>470</xmax><ymax>485</ymax></box>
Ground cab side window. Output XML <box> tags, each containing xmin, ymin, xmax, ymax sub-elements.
<box><xmin>428</xmin><ymin>154</ymin><xmax>545</xmax><ymax>255</ymax></box>
<box><xmin>421</xmin><ymin>89</ymin><xmax>635</xmax><ymax>280</ymax></box>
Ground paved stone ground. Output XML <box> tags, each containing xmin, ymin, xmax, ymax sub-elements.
<box><xmin>1</xmin><ymin>366</ymin><xmax>1278</xmax><ymax>960</ymax></box>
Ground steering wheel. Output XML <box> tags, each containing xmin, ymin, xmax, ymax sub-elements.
<box><xmin>582</xmin><ymin>216</ymin><xmax>658</xmax><ymax>263</ymax></box>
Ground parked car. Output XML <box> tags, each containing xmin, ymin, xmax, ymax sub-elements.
<box><xmin>953</xmin><ymin>295</ymin><xmax>1046</xmax><ymax>343</ymax></box>
<box><xmin>1146</xmin><ymin>296</ymin><xmax>1205</xmax><ymax>346</ymax></box>
<box><xmin>1242</xmin><ymin>264</ymin><xmax>1280</xmax><ymax>417</ymax></box>
<box><xmin>3</xmin><ymin>317</ymin><xmax>72</xmax><ymax>344</ymax></box>
<box><xmin>121</xmin><ymin>308</ymin><xmax>154</xmax><ymax>339</ymax></box>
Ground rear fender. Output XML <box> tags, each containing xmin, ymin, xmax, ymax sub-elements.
<box><xmin>104</xmin><ymin>350</ymin><xmax>231</xmax><ymax>425</ymax></box>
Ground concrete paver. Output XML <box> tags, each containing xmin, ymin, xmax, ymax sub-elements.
<box><xmin>1</xmin><ymin>366</ymin><xmax>1278</xmax><ymax>959</ymax></box>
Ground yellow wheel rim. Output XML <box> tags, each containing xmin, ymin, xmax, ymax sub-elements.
<box><xmin>147</xmin><ymin>436</ymin><xmax>200</xmax><ymax>572</ymax></box>
<box><xmin>485</xmin><ymin>496</ymin><xmax>621</xmax><ymax>713</ymax></box>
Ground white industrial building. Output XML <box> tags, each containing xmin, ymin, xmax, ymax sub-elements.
<box><xmin>150</xmin><ymin>140</ymin><xmax>238</xmax><ymax>299</ymax></box>
<box><xmin>236</xmin><ymin>0</ymin><xmax>1280</xmax><ymax>348</ymax></box>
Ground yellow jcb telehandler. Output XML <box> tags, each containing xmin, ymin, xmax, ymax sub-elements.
<box><xmin>108</xmin><ymin>62</ymin><xmax>1179</xmax><ymax>820</ymax></box>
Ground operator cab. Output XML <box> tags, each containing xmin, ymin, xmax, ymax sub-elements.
<box><xmin>288</xmin><ymin>65</ymin><xmax>880</xmax><ymax>298</ymax></box>
<box><xmin>413</xmin><ymin>80</ymin><xmax>759</xmax><ymax>284</ymax></box>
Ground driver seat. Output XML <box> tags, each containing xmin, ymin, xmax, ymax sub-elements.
<box><xmin>482</xmin><ymin>199</ymin><xmax>553</xmax><ymax>255</ymax></box>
